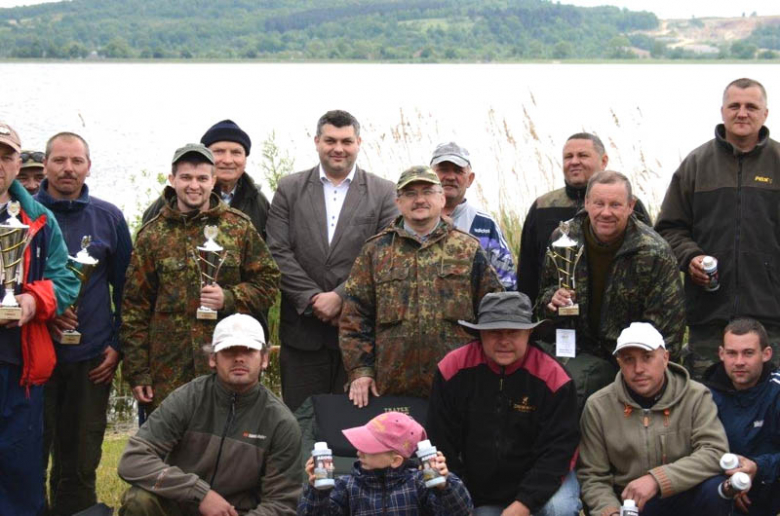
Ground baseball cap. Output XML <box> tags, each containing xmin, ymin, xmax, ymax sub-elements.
<box><xmin>342</xmin><ymin>411</ymin><xmax>426</xmax><ymax>458</ymax></box>
<box><xmin>613</xmin><ymin>322</ymin><xmax>666</xmax><ymax>355</ymax></box>
<box><xmin>396</xmin><ymin>165</ymin><xmax>441</xmax><ymax>190</ymax></box>
<box><xmin>20</xmin><ymin>150</ymin><xmax>44</xmax><ymax>169</ymax></box>
<box><xmin>430</xmin><ymin>142</ymin><xmax>471</xmax><ymax>168</ymax></box>
<box><xmin>0</xmin><ymin>122</ymin><xmax>21</xmax><ymax>153</ymax></box>
<box><xmin>212</xmin><ymin>314</ymin><xmax>266</xmax><ymax>353</ymax></box>
<box><xmin>171</xmin><ymin>143</ymin><xmax>214</xmax><ymax>165</ymax></box>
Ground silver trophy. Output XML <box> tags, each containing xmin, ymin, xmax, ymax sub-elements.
<box><xmin>194</xmin><ymin>225</ymin><xmax>227</xmax><ymax>320</ymax></box>
<box><xmin>545</xmin><ymin>220</ymin><xmax>584</xmax><ymax>316</ymax></box>
<box><xmin>61</xmin><ymin>236</ymin><xmax>99</xmax><ymax>344</ymax></box>
<box><xmin>0</xmin><ymin>202</ymin><xmax>31</xmax><ymax>320</ymax></box>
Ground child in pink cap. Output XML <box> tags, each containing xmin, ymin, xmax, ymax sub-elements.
<box><xmin>298</xmin><ymin>411</ymin><xmax>472</xmax><ymax>515</ymax></box>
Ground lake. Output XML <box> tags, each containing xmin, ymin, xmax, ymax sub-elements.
<box><xmin>1</xmin><ymin>62</ymin><xmax>778</xmax><ymax>222</ymax></box>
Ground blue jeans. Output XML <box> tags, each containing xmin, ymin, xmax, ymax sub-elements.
<box><xmin>641</xmin><ymin>476</ymin><xmax>731</xmax><ymax>516</ymax></box>
<box><xmin>474</xmin><ymin>471</ymin><xmax>582</xmax><ymax>516</ymax></box>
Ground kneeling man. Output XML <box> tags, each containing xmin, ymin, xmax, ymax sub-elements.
<box><xmin>578</xmin><ymin>322</ymin><xmax>731</xmax><ymax>516</ymax></box>
<box><xmin>428</xmin><ymin>292</ymin><xmax>581</xmax><ymax>516</ymax></box>
<box><xmin>118</xmin><ymin>314</ymin><xmax>302</xmax><ymax>516</ymax></box>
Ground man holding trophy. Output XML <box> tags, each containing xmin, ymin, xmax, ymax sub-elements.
<box><xmin>35</xmin><ymin>132</ymin><xmax>133</xmax><ymax>516</ymax></box>
<box><xmin>536</xmin><ymin>170</ymin><xmax>685</xmax><ymax>411</ymax></box>
<box><xmin>121</xmin><ymin>143</ymin><xmax>280</xmax><ymax>412</ymax></box>
<box><xmin>0</xmin><ymin>122</ymin><xmax>80</xmax><ymax>516</ymax></box>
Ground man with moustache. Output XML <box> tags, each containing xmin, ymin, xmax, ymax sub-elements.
<box><xmin>704</xmin><ymin>318</ymin><xmax>780</xmax><ymax>515</ymax></box>
<box><xmin>143</xmin><ymin>120</ymin><xmax>270</xmax><ymax>238</ymax></box>
<box><xmin>430</xmin><ymin>142</ymin><xmax>516</xmax><ymax>291</ymax></box>
<box><xmin>35</xmin><ymin>132</ymin><xmax>133</xmax><ymax>516</ymax></box>
<box><xmin>340</xmin><ymin>166</ymin><xmax>503</xmax><ymax>408</ymax></box>
<box><xmin>266</xmin><ymin>110</ymin><xmax>397</xmax><ymax>412</ymax></box>
<box><xmin>656</xmin><ymin>78</ymin><xmax>780</xmax><ymax>380</ymax></box>
<box><xmin>518</xmin><ymin>133</ymin><xmax>651</xmax><ymax>305</ymax></box>
<box><xmin>122</xmin><ymin>144</ymin><xmax>280</xmax><ymax>412</ymax></box>
<box><xmin>118</xmin><ymin>314</ymin><xmax>302</xmax><ymax>516</ymax></box>
<box><xmin>536</xmin><ymin>171</ymin><xmax>684</xmax><ymax>410</ymax></box>
<box><xmin>0</xmin><ymin>122</ymin><xmax>80</xmax><ymax>516</ymax></box>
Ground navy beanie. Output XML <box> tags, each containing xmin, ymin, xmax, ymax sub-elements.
<box><xmin>201</xmin><ymin>119</ymin><xmax>252</xmax><ymax>156</ymax></box>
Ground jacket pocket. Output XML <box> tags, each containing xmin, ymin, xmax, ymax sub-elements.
<box><xmin>436</xmin><ymin>259</ymin><xmax>473</xmax><ymax>321</ymax></box>
<box><xmin>156</xmin><ymin>257</ymin><xmax>190</xmax><ymax>313</ymax></box>
<box><xmin>375</xmin><ymin>266</ymin><xmax>409</xmax><ymax>325</ymax></box>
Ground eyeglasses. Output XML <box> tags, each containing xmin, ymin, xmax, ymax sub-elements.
<box><xmin>398</xmin><ymin>188</ymin><xmax>441</xmax><ymax>200</ymax></box>
<box><xmin>20</xmin><ymin>151</ymin><xmax>44</xmax><ymax>163</ymax></box>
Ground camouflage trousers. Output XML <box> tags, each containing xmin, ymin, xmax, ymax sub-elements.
<box><xmin>685</xmin><ymin>323</ymin><xmax>780</xmax><ymax>381</ymax></box>
<box><xmin>119</xmin><ymin>486</ymin><xmax>199</xmax><ymax>516</ymax></box>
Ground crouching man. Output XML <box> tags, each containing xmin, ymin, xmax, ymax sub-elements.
<box><xmin>578</xmin><ymin>322</ymin><xmax>731</xmax><ymax>516</ymax></box>
<box><xmin>117</xmin><ymin>314</ymin><xmax>302</xmax><ymax>516</ymax></box>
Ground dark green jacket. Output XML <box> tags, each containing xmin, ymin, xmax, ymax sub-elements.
<box><xmin>535</xmin><ymin>211</ymin><xmax>685</xmax><ymax>360</ymax></box>
<box><xmin>118</xmin><ymin>374</ymin><xmax>302</xmax><ymax>515</ymax></box>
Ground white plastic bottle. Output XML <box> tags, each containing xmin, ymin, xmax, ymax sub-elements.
<box><xmin>416</xmin><ymin>439</ymin><xmax>446</xmax><ymax>488</ymax></box>
<box><xmin>312</xmin><ymin>441</ymin><xmax>335</xmax><ymax>490</ymax></box>
<box><xmin>620</xmin><ymin>499</ymin><xmax>639</xmax><ymax>516</ymax></box>
<box><xmin>720</xmin><ymin>453</ymin><xmax>739</xmax><ymax>470</ymax></box>
<box><xmin>718</xmin><ymin>472</ymin><xmax>751</xmax><ymax>499</ymax></box>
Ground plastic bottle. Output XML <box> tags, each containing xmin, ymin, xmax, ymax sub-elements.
<box><xmin>720</xmin><ymin>453</ymin><xmax>739</xmax><ymax>470</ymax></box>
<box><xmin>620</xmin><ymin>499</ymin><xmax>639</xmax><ymax>516</ymax></box>
<box><xmin>702</xmin><ymin>256</ymin><xmax>720</xmax><ymax>292</ymax></box>
<box><xmin>416</xmin><ymin>439</ymin><xmax>446</xmax><ymax>488</ymax></box>
<box><xmin>718</xmin><ymin>472</ymin><xmax>751</xmax><ymax>499</ymax></box>
<box><xmin>312</xmin><ymin>442</ymin><xmax>335</xmax><ymax>490</ymax></box>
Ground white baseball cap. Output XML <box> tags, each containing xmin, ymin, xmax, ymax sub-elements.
<box><xmin>212</xmin><ymin>314</ymin><xmax>266</xmax><ymax>353</ymax></box>
<box><xmin>613</xmin><ymin>322</ymin><xmax>665</xmax><ymax>355</ymax></box>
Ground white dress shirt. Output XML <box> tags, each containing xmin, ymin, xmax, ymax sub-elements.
<box><xmin>319</xmin><ymin>164</ymin><xmax>357</xmax><ymax>245</ymax></box>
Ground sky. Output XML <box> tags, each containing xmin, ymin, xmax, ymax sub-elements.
<box><xmin>0</xmin><ymin>0</ymin><xmax>779</xmax><ymax>18</ymax></box>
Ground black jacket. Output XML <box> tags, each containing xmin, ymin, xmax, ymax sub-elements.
<box><xmin>656</xmin><ymin>125</ymin><xmax>780</xmax><ymax>327</ymax></box>
<box><xmin>142</xmin><ymin>172</ymin><xmax>270</xmax><ymax>239</ymax></box>
<box><xmin>426</xmin><ymin>341</ymin><xmax>579</xmax><ymax>512</ymax></box>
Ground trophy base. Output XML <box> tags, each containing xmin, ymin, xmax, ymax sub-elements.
<box><xmin>558</xmin><ymin>304</ymin><xmax>580</xmax><ymax>316</ymax></box>
<box><xmin>0</xmin><ymin>305</ymin><xmax>22</xmax><ymax>320</ymax></box>
<box><xmin>60</xmin><ymin>331</ymin><xmax>82</xmax><ymax>345</ymax></box>
<box><xmin>197</xmin><ymin>308</ymin><xmax>218</xmax><ymax>320</ymax></box>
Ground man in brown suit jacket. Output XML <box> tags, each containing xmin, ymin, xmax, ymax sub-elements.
<box><xmin>266</xmin><ymin>110</ymin><xmax>397</xmax><ymax>412</ymax></box>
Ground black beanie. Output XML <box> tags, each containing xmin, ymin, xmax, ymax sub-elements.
<box><xmin>201</xmin><ymin>119</ymin><xmax>252</xmax><ymax>156</ymax></box>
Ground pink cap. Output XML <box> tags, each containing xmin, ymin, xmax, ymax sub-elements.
<box><xmin>342</xmin><ymin>411</ymin><xmax>426</xmax><ymax>458</ymax></box>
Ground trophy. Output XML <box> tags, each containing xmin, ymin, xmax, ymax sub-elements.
<box><xmin>194</xmin><ymin>226</ymin><xmax>227</xmax><ymax>320</ymax></box>
<box><xmin>545</xmin><ymin>220</ymin><xmax>584</xmax><ymax>316</ymax></box>
<box><xmin>0</xmin><ymin>202</ymin><xmax>31</xmax><ymax>320</ymax></box>
<box><xmin>61</xmin><ymin>236</ymin><xmax>99</xmax><ymax>344</ymax></box>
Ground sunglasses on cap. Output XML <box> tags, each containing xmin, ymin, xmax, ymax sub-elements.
<box><xmin>21</xmin><ymin>151</ymin><xmax>44</xmax><ymax>163</ymax></box>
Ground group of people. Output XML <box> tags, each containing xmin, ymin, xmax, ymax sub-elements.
<box><xmin>0</xmin><ymin>75</ymin><xmax>776</xmax><ymax>516</ymax></box>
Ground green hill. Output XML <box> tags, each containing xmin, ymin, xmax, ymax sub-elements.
<box><xmin>0</xmin><ymin>0</ymin><xmax>660</xmax><ymax>60</ymax></box>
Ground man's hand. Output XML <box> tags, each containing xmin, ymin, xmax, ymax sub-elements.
<box><xmin>546</xmin><ymin>288</ymin><xmax>575</xmax><ymax>313</ymax></box>
<box><xmin>621</xmin><ymin>474</ymin><xmax>659</xmax><ymax>511</ymax></box>
<box><xmin>88</xmin><ymin>347</ymin><xmax>121</xmax><ymax>384</ymax></box>
<box><xmin>725</xmin><ymin>454</ymin><xmax>758</xmax><ymax>481</ymax></box>
<box><xmin>132</xmin><ymin>385</ymin><xmax>154</xmax><ymax>404</ymax></box>
<box><xmin>1</xmin><ymin>293</ymin><xmax>38</xmax><ymax>328</ymax></box>
<box><xmin>501</xmin><ymin>500</ymin><xmax>531</xmax><ymax>516</ymax></box>
<box><xmin>198</xmin><ymin>489</ymin><xmax>238</xmax><ymax>516</ymax></box>
<box><xmin>688</xmin><ymin>254</ymin><xmax>710</xmax><ymax>287</ymax></box>
<box><xmin>311</xmin><ymin>292</ymin><xmax>343</xmax><ymax>323</ymax></box>
<box><xmin>349</xmin><ymin>376</ymin><xmax>379</xmax><ymax>408</ymax></box>
<box><xmin>50</xmin><ymin>307</ymin><xmax>79</xmax><ymax>339</ymax></box>
<box><xmin>200</xmin><ymin>284</ymin><xmax>225</xmax><ymax>311</ymax></box>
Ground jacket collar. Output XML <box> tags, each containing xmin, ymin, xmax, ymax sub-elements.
<box><xmin>230</xmin><ymin>172</ymin><xmax>259</xmax><ymax>206</ymax></box>
<box><xmin>213</xmin><ymin>374</ymin><xmax>264</xmax><ymax>408</ymax></box>
<box><xmin>386</xmin><ymin>215</ymin><xmax>454</xmax><ymax>247</ymax></box>
<box><xmin>569</xmin><ymin>210</ymin><xmax>644</xmax><ymax>258</ymax></box>
<box><xmin>35</xmin><ymin>179</ymin><xmax>90</xmax><ymax>212</ymax></box>
<box><xmin>350</xmin><ymin>460</ymin><xmax>417</xmax><ymax>489</ymax></box>
<box><xmin>161</xmin><ymin>186</ymin><xmax>227</xmax><ymax>221</ymax></box>
<box><xmin>615</xmin><ymin>362</ymin><xmax>690</xmax><ymax>410</ymax></box>
<box><xmin>715</xmin><ymin>123</ymin><xmax>770</xmax><ymax>156</ymax></box>
<box><xmin>704</xmin><ymin>360</ymin><xmax>774</xmax><ymax>395</ymax></box>
<box><xmin>564</xmin><ymin>182</ymin><xmax>587</xmax><ymax>203</ymax></box>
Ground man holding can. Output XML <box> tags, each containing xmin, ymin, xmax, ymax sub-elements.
<box><xmin>656</xmin><ymin>77</ymin><xmax>780</xmax><ymax>380</ymax></box>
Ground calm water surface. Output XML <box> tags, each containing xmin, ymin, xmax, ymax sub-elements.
<box><xmin>0</xmin><ymin>62</ymin><xmax>778</xmax><ymax>220</ymax></box>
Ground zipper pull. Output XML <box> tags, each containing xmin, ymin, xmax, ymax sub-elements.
<box><xmin>643</xmin><ymin>409</ymin><xmax>650</xmax><ymax>428</ymax></box>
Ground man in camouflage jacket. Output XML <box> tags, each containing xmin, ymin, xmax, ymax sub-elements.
<box><xmin>536</xmin><ymin>170</ymin><xmax>685</xmax><ymax>410</ymax></box>
<box><xmin>122</xmin><ymin>144</ymin><xmax>280</xmax><ymax>410</ymax></box>
<box><xmin>340</xmin><ymin>166</ymin><xmax>503</xmax><ymax>407</ymax></box>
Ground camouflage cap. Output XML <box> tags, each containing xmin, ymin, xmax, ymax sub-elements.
<box><xmin>171</xmin><ymin>143</ymin><xmax>214</xmax><ymax>165</ymax></box>
<box><xmin>397</xmin><ymin>165</ymin><xmax>441</xmax><ymax>190</ymax></box>
<box><xmin>0</xmin><ymin>121</ymin><xmax>21</xmax><ymax>153</ymax></box>
<box><xmin>20</xmin><ymin>150</ymin><xmax>44</xmax><ymax>169</ymax></box>
<box><xmin>430</xmin><ymin>141</ymin><xmax>471</xmax><ymax>168</ymax></box>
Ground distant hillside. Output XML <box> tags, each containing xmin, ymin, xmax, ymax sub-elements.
<box><xmin>0</xmin><ymin>0</ymin><xmax>660</xmax><ymax>60</ymax></box>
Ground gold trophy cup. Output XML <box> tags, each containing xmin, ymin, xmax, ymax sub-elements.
<box><xmin>545</xmin><ymin>221</ymin><xmax>584</xmax><ymax>316</ymax></box>
<box><xmin>61</xmin><ymin>236</ymin><xmax>99</xmax><ymax>344</ymax></box>
<box><xmin>194</xmin><ymin>226</ymin><xmax>227</xmax><ymax>320</ymax></box>
<box><xmin>0</xmin><ymin>202</ymin><xmax>31</xmax><ymax>320</ymax></box>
